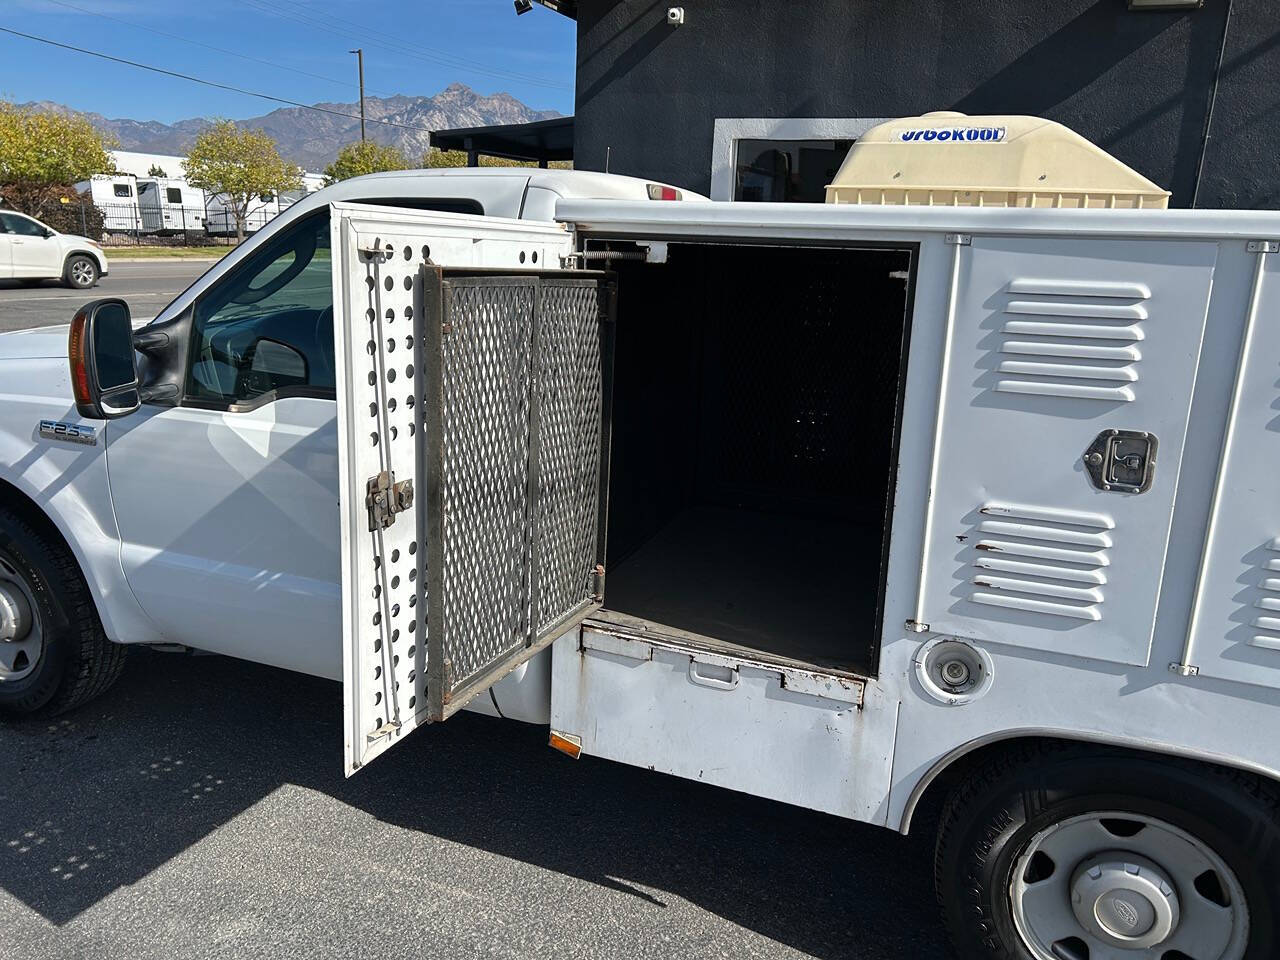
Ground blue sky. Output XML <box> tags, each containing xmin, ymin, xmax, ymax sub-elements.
<box><xmin>0</xmin><ymin>0</ymin><xmax>576</xmax><ymax>120</ymax></box>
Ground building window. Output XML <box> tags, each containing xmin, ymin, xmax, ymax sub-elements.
<box><xmin>166</xmin><ymin>188</ymin><xmax>183</xmax><ymax>204</ymax></box>
<box><xmin>733</xmin><ymin>139</ymin><xmax>854</xmax><ymax>202</ymax></box>
<box><xmin>710</xmin><ymin>118</ymin><xmax>893</xmax><ymax>202</ymax></box>
<box><xmin>113</xmin><ymin>183</ymin><xmax>132</xmax><ymax>198</ymax></box>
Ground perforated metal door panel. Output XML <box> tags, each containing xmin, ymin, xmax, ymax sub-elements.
<box><xmin>332</xmin><ymin>200</ymin><xmax>606</xmax><ymax>773</ymax></box>
<box><xmin>915</xmin><ymin>235</ymin><xmax>1216</xmax><ymax>666</ymax></box>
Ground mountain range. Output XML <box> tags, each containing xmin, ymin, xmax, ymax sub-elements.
<box><xmin>23</xmin><ymin>84</ymin><xmax>561</xmax><ymax>173</ymax></box>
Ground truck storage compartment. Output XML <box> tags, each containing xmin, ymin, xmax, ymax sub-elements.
<box><xmin>602</xmin><ymin>243</ymin><xmax>913</xmax><ymax>675</ymax></box>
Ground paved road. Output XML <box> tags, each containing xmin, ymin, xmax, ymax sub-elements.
<box><xmin>0</xmin><ymin>260</ymin><xmax>218</xmax><ymax>332</ymax></box>
<box><xmin>0</xmin><ymin>652</ymin><xmax>952</xmax><ymax>960</ymax></box>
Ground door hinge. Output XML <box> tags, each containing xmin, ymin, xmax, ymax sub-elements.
<box><xmin>1168</xmin><ymin>661</ymin><xmax>1199</xmax><ymax>677</ymax></box>
<box><xmin>592</xmin><ymin>563</ymin><xmax>606</xmax><ymax>601</ymax></box>
<box><xmin>366</xmin><ymin>470</ymin><xmax>413</xmax><ymax>531</ymax></box>
<box><xmin>1247</xmin><ymin>240</ymin><xmax>1280</xmax><ymax>253</ymax></box>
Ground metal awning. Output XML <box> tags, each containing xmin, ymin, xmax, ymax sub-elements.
<box><xmin>430</xmin><ymin>116</ymin><xmax>574</xmax><ymax>168</ymax></box>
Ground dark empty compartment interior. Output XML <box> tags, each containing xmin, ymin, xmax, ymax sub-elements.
<box><xmin>603</xmin><ymin>243</ymin><xmax>912</xmax><ymax>675</ymax></box>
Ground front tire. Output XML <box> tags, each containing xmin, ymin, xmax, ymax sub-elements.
<box><xmin>0</xmin><ymin>508</ymin><xmax>126</xmax><ymax>717</ymax></box>
<box><xmin>63</xmin><ymin>254</ymin><xmax>99</xmax><ymax>289</ymax></box>
<box><xmin>936</xmin><ymin>743</ymin><xmax>1275</xmax><ymax>959</ymax></box>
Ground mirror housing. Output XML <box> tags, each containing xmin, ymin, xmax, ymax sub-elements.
<box><xmin>68</xmin><ymin>298</ymin><xmax>140</xmax><ymax>420</ymax></box>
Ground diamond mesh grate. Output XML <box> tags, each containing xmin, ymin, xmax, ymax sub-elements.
<box><xmin>430</xmin><ymin>275</ymin><xmax>609</xmax><ymax>708</ymax></box>
<box><xmin>533</xmin><ymin>280</ymin><xmax>604</xmax><ymax>634</ymax></box>
<box><xmin>438</xmin><ymin>280</ymin><xmax>536</xmax><ymax>684</ymax></box>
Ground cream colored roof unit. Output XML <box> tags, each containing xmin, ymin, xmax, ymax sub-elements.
<box><xmin>825</xmin><ymin>112</ymin><xmax>1170</xmax><ymax>209</ymax></box>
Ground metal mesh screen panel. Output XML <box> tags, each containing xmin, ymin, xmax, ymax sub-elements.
<box><xmin>533</xmin><ymin>280</ymin><xmax>604</xmax><ymax>634</ymax></box>
<box><xmin>438</xmin><ymin>280</ymin><xmax>536</xmax><ymax>685</ymax></box>
<box><xmin>428</xmin><ymin>273</ymin><xmax>609</xmax><ymax>712</ymax></box>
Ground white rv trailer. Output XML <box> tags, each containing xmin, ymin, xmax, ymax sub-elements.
<box><xmin>203</xmin><ymin>189</ymin><xmax>281</xmax><ymax>236</ymax></box>
<box><xmin>136</xmin><ymin>178</ymin><xmax>206</xmax><ymax>236</ymax></box>
<box><xmin>74</xmin><ymin>173</ymin><xmax>142</xmax><ymax>234</ymax></box>
<box><xmin>4</xmin><ymin>122</ymin><xmax>1280</xmax><ymax>958</ymax></box>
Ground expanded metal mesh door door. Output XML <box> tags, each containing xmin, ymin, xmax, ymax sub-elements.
<box><xmin>421</xmin><ymin>269</ymin><xmax>613</xmax><ymax>720</ymax></box>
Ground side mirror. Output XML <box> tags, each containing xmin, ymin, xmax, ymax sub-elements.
<box><xmin>43</xmin><ymin>228</ymin><xmax>55</xmax><ymax>239</ymax></box>
<box><xmin>68</xmin><ymin>299</ymin><xmax>140</xmax><ymax>420</ymax></box>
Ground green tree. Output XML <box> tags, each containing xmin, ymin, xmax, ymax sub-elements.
<box><xmin>184</xmin><ymin>120</ymin><xmax>302</xmax><ymax>242</ymax></box>
<box><xmin>323</xmin><ymin>140</ymin><xmax>411</xmax><ymax>185</ymax></box>
<box><xmin>147</xmin><ymin>163</ymin><xmax>168</xmax><ymax>178</ymax></box>
<box><xmin>0</xmin><ymin>101</ymin><xmax>115</xmax><ymax>219</ymax></box>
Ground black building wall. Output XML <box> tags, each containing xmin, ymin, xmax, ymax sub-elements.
<box><xmin>572</xmin><ymin>0</ymin><xmax>1280</xmax><ymax>208</ymax></box>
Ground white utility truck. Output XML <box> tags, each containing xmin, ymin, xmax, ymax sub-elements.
<box><xmin>1</xmin><ymin>120</ymin><xmax>1278</xmax><ymax>959</ymax></box>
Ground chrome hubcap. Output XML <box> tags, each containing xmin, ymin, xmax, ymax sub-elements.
<box><xmin>0</xmin><ymin>557</ymin><xmax>41</xmax><ymax>682</ymax></box>
<box><xmin>1011</xmin><ymin>812</ymin><xmax>1249</xmax><ymax>960</ymax></box>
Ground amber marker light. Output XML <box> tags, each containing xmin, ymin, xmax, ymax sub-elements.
<box><xmin>548</xmin><ymin>730</ymin><xmax>582</xmax><ymax>759</ymax></box>
<box><xmin>68</xmin><ymin>309</ymin><xmax>92</xmax><ymax>408</ymax></box>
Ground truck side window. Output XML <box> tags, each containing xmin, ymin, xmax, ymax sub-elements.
<box><xmin>186</xmin><ymin>210</ymin><xmax>334</xmax><ymax>408</ymax></box>
<box><xmin>166</xmin><ymin>188</ymin><xmax>182</xmax><ymax>204</ymax></box>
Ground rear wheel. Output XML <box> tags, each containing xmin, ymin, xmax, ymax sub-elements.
<box><xmin>63</xmin><ymin>254</ymin><xmax>99</xmax><ymax>289</ymax></box>
<box><xmin>936</xmin><ymin>744</ymin><xmax>1274</xmax><ymax>960</ymax></box>
<box><xmin>0</xmin><ymin>508</ymin><xmax>126</xmax><ymax>717</ymax></box>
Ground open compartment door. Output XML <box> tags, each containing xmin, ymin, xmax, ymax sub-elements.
<box><xmin>332</xmin><ymin>202</ymin><xmax>613</xmax><ymax>774</ymax></box>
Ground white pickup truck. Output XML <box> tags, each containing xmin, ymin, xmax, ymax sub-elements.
<box><xmin>3</xmin><ymin>162</ymin><xmax>1280</xmax><ymax>960</ymax></box>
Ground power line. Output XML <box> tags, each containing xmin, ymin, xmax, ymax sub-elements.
<box><xmin>38</xmin><ymin>0</ymin><xmax>401</xmax><ymax>98</ymax></box>
<box><xmin>0</xmin><ymin>26</ymin><xmax>436</xmax><ymax>135</ymax></box>
<box><xmin>237</xmin><ymin>0</ymin><xmax>570</xmax><ymax>91</ymax></box>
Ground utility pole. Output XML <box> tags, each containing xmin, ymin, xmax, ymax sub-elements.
<box><xmin>350</xmin><ymin>48</ymin><xmax>366</xmax><ymax>142</ymax></box>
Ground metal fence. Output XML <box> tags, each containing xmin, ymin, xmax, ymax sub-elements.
<box><xmin>71</xmin><ymin>201</ymin><xmax>253</xmax><ymax>247</ymax></box>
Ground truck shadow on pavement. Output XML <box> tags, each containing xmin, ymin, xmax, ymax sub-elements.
<box><xmin>0</xmin><ymin>651</ymin><xmax>949</xmax><ymax>959</ymax></box>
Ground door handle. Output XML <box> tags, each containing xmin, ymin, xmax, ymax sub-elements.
<box><xmin>687</xmin><ymin>659</ymin><xmax>739</xmax><ymax>690</ymax></box>
<box><xmin>1082</xmin><ymin>429</ymin><xmax>1158</xmax><ymax>494</ymax></box>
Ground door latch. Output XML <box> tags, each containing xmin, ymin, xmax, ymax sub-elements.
<box><xmin>366</xmin><ymin>470</ymin><xmax>413</xmax><ymax>530</ymax></box>
<box><xmin>1082</xmin><ymin>429</ymin><xmax>1157</xmax><ymax>494</ymax></box>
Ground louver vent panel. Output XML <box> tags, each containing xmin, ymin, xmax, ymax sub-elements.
<box><xmin>969</xmin><ymin>502</ymin><xmax>1114</xmax><ymax>622</ymax></box>
<box><xmin>1248</xmin><ymin>539</ymin><xmax>1280</xmax><ymax>652</ymax></box>
<box><xmin>995</xmin><ymin>276</ymin><xmax>1152</xmax><ymax>402</ymax></box>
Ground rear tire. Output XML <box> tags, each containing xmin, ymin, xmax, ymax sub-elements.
<box><xmin>0</xmin><ymin>508</ymin><xmax>126</xmax><ymax>717</ymax></box>
<box><xmin>63</xmin><ymin>254</ymin><xmax>99</xmax><ymax>289</ymax></box>
<box><xmin>935</xmin><ymin>743</ymin><xmax>1276</xmax><ymax>959</ymax></box>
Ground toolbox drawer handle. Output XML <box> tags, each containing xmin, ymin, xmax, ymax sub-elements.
<box><xmin>687</xmin><ymin>660</ymin><xmax>739</xmax><ymax>691</ymax></box>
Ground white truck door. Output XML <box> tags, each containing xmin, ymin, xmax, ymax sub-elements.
<box><xmin>915</xmin><ymin>234</ymin><xmax>1218</xmax><ymax>666</ymax></box>
<box><xmin>332</xmin><ymin>202</ymin><xmax>612</xmax><ymax>774</ymax></box>
<box><xmin>1182</xmin><ymin>244</ymin><xmax>1280</xmax><ymax>688</ymax></box>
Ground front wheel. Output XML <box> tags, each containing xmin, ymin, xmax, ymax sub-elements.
<box><xmin>936</xmin><ymin>744</ymin><xmax>1274</xmax><ymax>959</ymax></box>
<box><xmin>63</xmin><ymin>254</ymin><xmax>99</xmax><ymax>289</ymax></box>
<box><xmin>0</xmin><ymin>508</ymin><xmax>126</xmax><ymax>717</ymax></box>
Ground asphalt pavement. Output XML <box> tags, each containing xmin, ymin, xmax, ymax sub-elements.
<box><xmin>0</xmin><ymin>651</ymin><xmax>952</xmax><ymax>960</ymax></box>
<box><xmin>0</xmin><ymin>259</ymin><xmax>218</xmax><ymax>332</ymax></box>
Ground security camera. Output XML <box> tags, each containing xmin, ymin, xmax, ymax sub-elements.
<box><xmin>514</xmin><ymin>0</ymin><xmax>533</xmax><ymax>14</ymax></box>
<box><xmin>666</xmin><ymin>6</ymin><xmax>685</xmax><ymax>24</ymax></box>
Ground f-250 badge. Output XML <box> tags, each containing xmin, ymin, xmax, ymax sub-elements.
<box><xmin>39</xmin><ymin>419</ymin><xmax>97</xmax><ymax>446</ymax></box>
